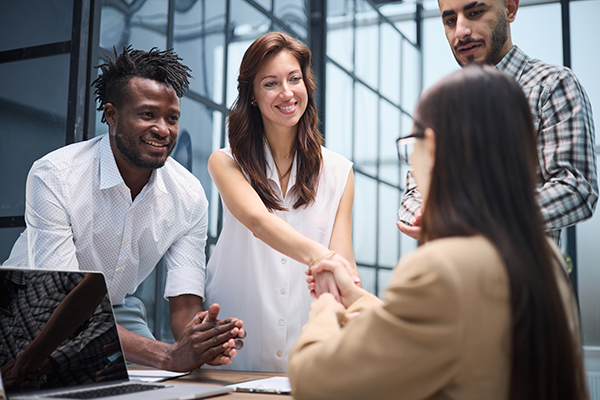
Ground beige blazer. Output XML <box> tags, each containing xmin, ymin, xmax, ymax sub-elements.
<box><xmin>288</xmin><ymin>236</ymin><xmax>581</xmax><ymax>400</ymax></box>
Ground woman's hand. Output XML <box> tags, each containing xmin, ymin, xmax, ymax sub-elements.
<box><xmin>313</xmin><ymin>271</ymin><xmax>342</xmax><ymax>303</ymax></box>
<box><xmin>307</xmin><ymin>259</ymin><xmax>368</xmax><ymax>309</ymax></box>
<box><xmin>308</xmin><ymin>293</ymin><xmax>345</xmax><ymax>321</ymax></box>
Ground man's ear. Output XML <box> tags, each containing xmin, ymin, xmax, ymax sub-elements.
<box><xmin>104</xmin><ymin>103</ymin><xmax>117</xmax><ymax>128</ymax></box>
<box><xmin>505</xmin><ymin>0</ymin><xmax>518</xmax><ymax>22</ymax></box>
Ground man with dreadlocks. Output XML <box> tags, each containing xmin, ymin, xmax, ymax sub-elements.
<box><xmin>3</xmin><ymin>46</ymin><xmax>245</xmax><ymax>371</ymax></box>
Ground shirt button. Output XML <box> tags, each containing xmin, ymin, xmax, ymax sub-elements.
<box><xmin>276</xmin><ymin>351</ymin><xmax>282</xmax><ymax>357</ymax></box>
<box><xmin>281</xmin><ymin>258</ymin><xmax>287</xmax><ymax>264</ymax></box>
<box><xmin>123</xmin><ymin>238</ymin><xmax>129</xmax><ymax>245</ymax></box>
<box><xmin>116</xmin><ymin>267</ymin><xmax>124</xmax><ymax>274</ymax></box>
<box><xmin>278</xmin><ymin>319</ymin><xmax>285</xmax><ymax>326</ymax></box>
<box><xmin>280</xmin><ymin>288</ymin><xmax>286</xmax><ymax>295</ymax></box>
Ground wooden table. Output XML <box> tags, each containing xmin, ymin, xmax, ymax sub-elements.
<box><xmin>165</xmin><ymin>369</ymin><xmax>292</xmax><ymax>399</ymax></box>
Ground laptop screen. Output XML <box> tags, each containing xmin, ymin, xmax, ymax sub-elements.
<box><xmin>0</xmin><ymin>269</ymin><xmax>127</xmax><ymax>396</ymax></box>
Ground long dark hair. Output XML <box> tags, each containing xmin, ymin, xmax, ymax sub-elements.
<box><xmin>416</xmin><ymin>65</ymin><xmax>587</xmax><ymax>400</ymax></box>
<box><xmin>228</xmin><ymin>32</ymin><xmax>323</xmax><ymax>211</ymax></box>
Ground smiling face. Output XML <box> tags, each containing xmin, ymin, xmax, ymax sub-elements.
<box><xmin>252</xmin><ymin>50</ymin><xmax>308</xmax><ymax>135</ymax></box>
<box><xmin>439</xmin><ymin>0</ymin><xmax>516</xmax><ymax>67</ymax></box>
<box><xmin>105</xmin><ymin>77</ymin><xmax>180</xmax><ymax>172</ymax></box>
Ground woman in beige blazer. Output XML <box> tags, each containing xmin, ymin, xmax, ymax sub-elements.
<box><xmin>288</xmin><ymin>65</ymin><xmax>588</xmax><ymax>400</ymax></box>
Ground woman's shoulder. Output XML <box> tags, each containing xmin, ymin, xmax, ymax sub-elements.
<box><xmin>395</xmin><ymin>236</ymin><xmax>505</xmax><ymax>289</ymax></box>
<box><xmin>383</xmin><ymin>235</ymin><xmax>508</xmax><ymax>322</ymax></box>
<box><xmin>413</xmin><ymin>235</ymin><xmax>498</xmax><ymax>261</ymax></box>
<box><xmin>215</xmin><ymin>147</ymin><xmax>233</xmax><ymax>158</ymax></box>
<box><xmin>321</xmin><ymin>146</ymin><xmax>352</xmax><ymax>165</ymax></box>
<box><xmin>320</xmin><ymin>147</ymin><xmax>353</xmax><ymax>179</ymax></box>
<box><xmin>208</xmin><ymin>148</ymin><xmax>235</xmax><ymax>166</ymax></box>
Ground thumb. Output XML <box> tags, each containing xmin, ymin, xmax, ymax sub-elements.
<box><xmin>203</xmin><ymin>303</ymin><xmax>221</xmax><ymax>323</ymax></box>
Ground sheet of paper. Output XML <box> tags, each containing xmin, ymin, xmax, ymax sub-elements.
<box><xmin>128</xmin><ymin>369</ymin><xmax>190</xmax><ymax>382</ymax></box>
<box><xmin>229</xmin><ymin>376</ymin><xmax>291</xmax><ymax>394</ymax></box>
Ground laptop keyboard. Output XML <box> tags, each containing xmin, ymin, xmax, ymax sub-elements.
<box><xmin>46</xmin><ymin>382</ymin><xmax>168</xmax><ymax>399</ymax></box>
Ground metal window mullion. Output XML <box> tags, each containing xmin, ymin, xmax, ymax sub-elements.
<box><xmin>67</xmin><ymin>0</ymin><xmax>92</xmax><ymax>145</ymax></box>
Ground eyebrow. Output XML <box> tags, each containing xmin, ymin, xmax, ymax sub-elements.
<box><xmin>136</xmin><ymin>104</ymin><xmax>180</xmax><ymax>114</ymax></box>
<box><xmin>441</xmin><ymin>1</ymin><xmax>485</xmax><ymax>18</ymax></box>
<box><xmin>136</xmin><ymin>104</ymin><xmax>160</xmax><ymax>111</ymax></box>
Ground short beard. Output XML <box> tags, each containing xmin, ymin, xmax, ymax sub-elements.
<box><xmin>115</xmin><ymin>131</ymin><xmax>173</xmax><ymax>170</ymax></box>
<box><xmin>454</xmin><ymin>11</ymin><xmax>508</xmax><ymax>66</ymax></box>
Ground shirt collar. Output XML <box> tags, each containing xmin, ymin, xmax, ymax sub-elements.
<box><xmin>263</xmin><ymin>140</ymin><xmax>297</xmax><ymax>194</ymax></box>
<box><xmin>495</xmin><ymin>45</ymin><xmax>528</xmax><ymax>82</ymax></box>
<box><xmin>98</xmin><ymin>133</ymin><xmax>168</xmax><ymax>194</ymax></box>
<box><xmin>149</xmin><ymin>163</ymin><xmax>168</xmax><ymax>194</ymax></box>
<box><xmin>99</xmin><ymin>134</ymin><xmax>126</xmax><ymax>190</ymax></box>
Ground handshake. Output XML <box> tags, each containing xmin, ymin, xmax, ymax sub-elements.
<box><xmin>305</xmin><ymin>251</ymin><xmax>366</xmax><ymax>312</ymax></box>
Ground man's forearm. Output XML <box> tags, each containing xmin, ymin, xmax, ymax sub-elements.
<box><xmin>117</xmin><ymin>324</ymin><xmax>174</xmax><ymax>370</ymax></box>
<box><xmin>169</xmin><ymin>294</ymin><xmax>205</xmax><ymax>340</ymax></box>
<box><xmin>537</xmin><ymin>175</ymin><xmax>598</xmax><ymax>232</ymax></box>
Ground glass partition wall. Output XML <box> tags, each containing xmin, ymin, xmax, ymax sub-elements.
<box><xmin>90</xmin><ymin>0</ymin><xmax>422</xmax><ymax>339</ymax></box>
<box><xmin>325</xmin><ymin>0</ymin><xmax>421</xmax><ymax>297</ymax></box>
<box><xmin>2</xmin><ymin>4</ymin><xmax>599</xmax><ymax>388</ymax></box>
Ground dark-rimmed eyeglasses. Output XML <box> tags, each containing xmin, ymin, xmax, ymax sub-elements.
<box><xmin>396</xmin><ymin>131</ymin><xmax>425</xmax><ymax>165</ymax></box>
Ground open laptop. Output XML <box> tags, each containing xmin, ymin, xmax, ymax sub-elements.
<box><xmin>0</xmin><ymin>267</ymin><xmax>232</xmax><ymax>400</ymax></box>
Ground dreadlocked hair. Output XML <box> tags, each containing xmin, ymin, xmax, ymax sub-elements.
<box><xmin>92</xmin><ymin>45</ymin><xmax>192</xmax><ymax>123</ymax></box>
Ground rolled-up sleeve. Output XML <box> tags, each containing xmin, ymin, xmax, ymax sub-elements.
<box><xmin>164</xmin><ymin>198</ymin><xmax>208</xmax><ymax>300</ymax></box>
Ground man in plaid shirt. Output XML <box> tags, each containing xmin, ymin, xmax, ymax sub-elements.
<box><xmin>398</xmin><ymin>0</ymin><xmax>598</xmax><ymax>245</ymax></box>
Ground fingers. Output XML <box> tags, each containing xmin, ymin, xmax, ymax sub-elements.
<box><xmin>313</xmin><ymin>271</ymin><xmax>342</xmax><ymax>302</ymax></box>
<box><xmin>236</xmin><ymin>326</ymin><xmax>247</xmax><ymax>339</ymax></box>
<box><xmin>233</xmin><ymin>338</ymin><xmax>244</xmax><ymax>350</ymax></box>
<box><xmin>103</xmin><ymin>341</ymin><xmax>121</xmax><ymax>354</ymax></box>
<box><xmin>206</xmin><ymin>322</ymin><xmax>245</xmax><ymax>349</ymax></box>
<box><xmin>205</xmin><ymin>338</ymin><xmax>242</xmax><ymax>366</ymax></box>
<box><xmin>311</xmin><ymin>260</ymin><xmax>354</xmax><ymax>291</ymax></box>
<box><xmin>397</xmin><ymin>220</ymin><xmax>422</xmax><ymax>240</ymax></box>
<box><xmin>206</xmin><ymin>353</ymin><xmax>233</xmax><ymax>366</ymax></box>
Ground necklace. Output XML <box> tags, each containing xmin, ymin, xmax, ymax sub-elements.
<box><xmin>274</xmin><ymin>158</ymin><xmax>293</xmax><ymax>180</ymax></box>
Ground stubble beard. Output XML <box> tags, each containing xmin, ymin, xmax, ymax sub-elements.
<box><xmin>114</xmin><ymin>128</ymin><xmax>174</xmax><ymax>170</ymax></box>
<box><xmin>453</xmin><ymin>11</ymin><xmax>508</xmax><ymax>67</ymax></box>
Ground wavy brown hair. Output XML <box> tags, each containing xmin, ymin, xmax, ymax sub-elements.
<box><xmin>228</xmin><ymin>32</ymin><xmax>323</xmax><ymax>211</ymax></box>
<box><xmin>416</xmin><ymin>65</ymin><xmax>587</xmax><ymax>400</ymax></box>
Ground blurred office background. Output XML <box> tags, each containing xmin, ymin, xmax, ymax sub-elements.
<box><xmin>0</xmin><ymin>0</ymin><xmax>598</xmax><ymax>393</ymax></box>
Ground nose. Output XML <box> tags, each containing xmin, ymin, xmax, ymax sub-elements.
<box><xmin>280</xmin><ymin>81</ymin><xmax>293</xmax><ymax>99</ymax></box>
<box><xmin>455</xmin><ymin>14</ymin><xmax>472</xmax><ymax>41</ymax></box>
<box><xmin>152</xmin><ymin>118</ymin><xmax>169</xmax><ymax>138</ymax></box>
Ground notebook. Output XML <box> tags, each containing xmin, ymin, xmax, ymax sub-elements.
<box><xmin>0</xmin><ymin>267</ymin><xmax>232</xmax><ymax>400</ymax></box>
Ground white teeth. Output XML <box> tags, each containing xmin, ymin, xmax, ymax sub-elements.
<box><xmin>279</xmin><ymin>104</ymin><xmax>294</xmax><ymax>111</ymax></box>
<box><xmin>144</xmin><ymin>140</ymin><xmax>166</xmax><ymax>147</ymax></box>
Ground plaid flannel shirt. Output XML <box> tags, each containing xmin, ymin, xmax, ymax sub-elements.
<box><xmin>399</xmin><ymin>46</ymin><xmax>598</xmax><ymax>245</ymax></box>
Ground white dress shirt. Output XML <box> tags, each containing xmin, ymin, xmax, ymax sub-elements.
<box><xmin>3</xmin><ymin>134</ymin><xmax>208</xmax><ymax>305</ymax></box>
<box><xmin>205</xmin><ymin>145</ymin><xmax>353</xmax><ymax>372</ymax></box>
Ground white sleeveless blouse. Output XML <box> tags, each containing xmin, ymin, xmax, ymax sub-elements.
<box><xmin>205</xmin><ymin>144</ymin><xmax>352</xmax><ymax>372</ymax></box>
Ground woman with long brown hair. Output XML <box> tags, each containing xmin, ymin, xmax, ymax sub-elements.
<box><xmin>289</xmin><ymin>65</ymin><xmax>587</xmax><ymax>399</ymax></box>
<box><xmin>205</xmin><ymin>31</ymin><xmax>359</xmax><ymax>372</ymax></box>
